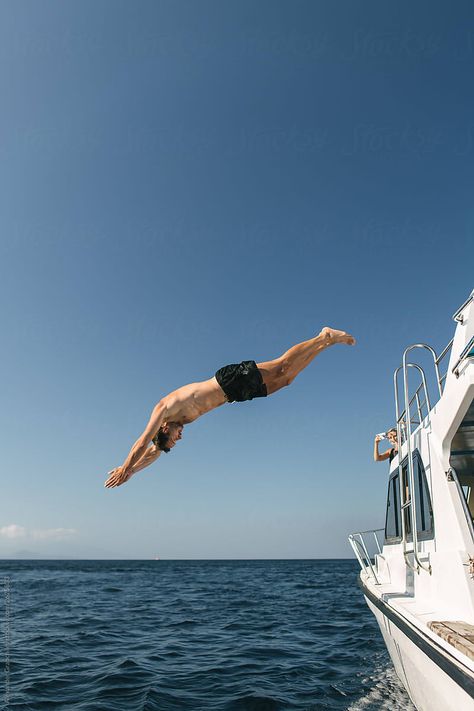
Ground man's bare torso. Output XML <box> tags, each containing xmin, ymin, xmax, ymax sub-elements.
<box><xmin>162</xmin><ymin>377</ymin><xmax>227</xmax><ymax>425</ymax></box>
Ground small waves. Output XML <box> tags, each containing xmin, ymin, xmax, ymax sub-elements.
<box><xmin>2</xmin><ymin>559</ymin><xmax>414</xmax><ymax>710</ymax></box>
<box><xmin>346</xmin><ymin>657</ymin><xmax>416</xmax><ymax>711</ymax></box>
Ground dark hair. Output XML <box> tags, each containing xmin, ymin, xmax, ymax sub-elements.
<box><xmin>154</xmin><ymin>427</ymin><xmax>171</xmax><ymax>453</ymax></box>
<box><xmin>387</xmin><ymin>428</ymin><xmax>397</xmax><ymax>436</ymax></box>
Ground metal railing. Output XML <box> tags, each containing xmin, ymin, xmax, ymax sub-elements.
<box><xmin>453</xmin><ymin>290</ymin><xmax>474</xmax><ymax>323</ymax></box>
<box><xmin>394</xmin><ymin>344</ymin><xmax>442</xmax><ymax>574</ymax></box>
<box><xmin>452</xmin><ymin>336</ymin><xmax>474</xmax><ymax>378</ymax></box>
<box><xmin>450</xmin><ymin>290</ymin><xmax>474</xmax><ymax>375</ymax></box>
<box><xmin>348</xmin><ymin>528</ymin><xmax>384</xmax><ymax>584</ymax></box>
<box><xmin>437</xmin><ymin>338</ymin><xmax>454</xmax><ymax>391</ymax></box>
<box><xmin>393</xmin><ymin>342</ymin><xmax>453</xmax><ymax>443</ymax></box>
<box><xmin>394</xmin><ymin>363</ymin><xmax>430</xmax><ymax>444</ymax></box>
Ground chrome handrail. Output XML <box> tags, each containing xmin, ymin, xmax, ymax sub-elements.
<box><xmin>436</xmin><ymin>338</ymin><xmax>454</xmax><ymax>392</ymax></box>
<box><xmin>348</xmin><ymin>528</ymin><xmax>384</xmax><ymax>585</ymax></box>
<box><xmin>394</xmin><ymin>363</ymin><xmax>430</xmax><ymax>444</ymax></box>
<box><xmin>393</xmin><ymin>347</ymin><xmax>439</xmax><ymax>575</ymax></box>
<box><xmin>451</xmin><ymin>336</ymin><xmax>474</xmax><ymax>377</ymax></box>
<box><xmin>401</xmin><ymin>345</ymin><xmax>436</xmax><ymax>575</ymax></box>
<box><xmin>453</xmin><ymin>290</ymin><xmax>474</xmax><ymax>323</ymax></box>
<box><xmin>437</xmin><ymin>338</ymin><xmax>454</xmax><ymax>364</ymax></box>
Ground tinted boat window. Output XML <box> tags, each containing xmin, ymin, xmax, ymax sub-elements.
<box><xmin>385</xmin><ymin>474</ymin><xmax>401</xmax><ymax>541</ymax></box>
<box><xmin>414</xmin><ymin>452</ymin><xmax>434</xmax><ymax>536</ymax></box>
<box><xmin>384</xmin><ymin>451</ymin><xmax>433</xmax><ymax>543</ymax></box>
<box><xmin>402</xmin><ymin>463</ymin><xmax>412</xmax><ymax>536</ymax></box>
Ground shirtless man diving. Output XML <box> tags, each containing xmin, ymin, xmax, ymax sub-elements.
<box><xmin>104</xmin><ymin>326</ymin><xmax>355</xmax><ymax>489</ymax></box>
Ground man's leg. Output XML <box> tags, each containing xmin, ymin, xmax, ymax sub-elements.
<box><xmin>257</xmin><ymin>326</ymin><xmax>355</xmax><ymax>395</ymax></box>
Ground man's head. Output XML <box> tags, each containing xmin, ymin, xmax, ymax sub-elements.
<box><xmin>154</xmin><ymin>422</ymin><xmax>183</xmax><ymax>453</ymax></box>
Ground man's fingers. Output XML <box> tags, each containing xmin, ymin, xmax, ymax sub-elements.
<box><xmin>104</xmin><ymin>467</ymin><xmax>122</xmax><ymax>488</ymax></box>
<box><xmin>104</xmin><ymin>466</ymin><xmax>129</xmax><ymax>488</ymax></box>
<box><xmin>104</xmin><ymin>476</ymin><xmax>122</xmax><ymax>488</ymax></box>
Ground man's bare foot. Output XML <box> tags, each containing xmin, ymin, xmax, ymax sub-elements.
<box><xmin>320</xmin><ymin>326</ymin><xmax>356</xmax><ymax>345</ymax></box>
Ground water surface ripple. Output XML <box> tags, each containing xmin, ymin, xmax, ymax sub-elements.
<box><xmin>1</xmin><ymin>559</ymin><xmax>415</xmax><ymax>710</ymax></box>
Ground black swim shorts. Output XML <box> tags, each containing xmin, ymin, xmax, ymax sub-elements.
<box><xmin>215</xmin><ymin>360</ymin><xmax>268</xmax><ymax>403</ymax></box>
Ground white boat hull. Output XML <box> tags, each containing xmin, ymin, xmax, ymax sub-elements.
<box><xmin>366</xmin><ymin>596</ymin><xmax>474</xmax><ymax>711</ymax></box>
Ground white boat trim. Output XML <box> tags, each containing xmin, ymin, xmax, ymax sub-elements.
<box><xmin>359</xmin><ymin>576</ymin><xmax>474</xmax><ymax>697</ymax></box>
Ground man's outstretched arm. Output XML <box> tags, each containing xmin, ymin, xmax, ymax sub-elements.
<box><xmin>105</xmin><ymin>444</ymin><xmax>161</xmax><ymax>488</ymax></box>
<box><xmin>130</xmin><ymin>444</ymin><xmax>162</xmax><ymax>473</ymax></box>
<box><xmin>104</xmin><ymin>400</ymin><xmax>167</xmax><ymax>488</ymax></box>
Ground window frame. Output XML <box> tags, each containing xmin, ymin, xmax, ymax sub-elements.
<box><xmin>384</xmin><ymin>471</ymin><xmax>401</xmax><ymax>543</ymax></box>
<box><xmin>383</xmin><ymin>448</ymin><xmax>434</xmax><ymax>544</ymax></box>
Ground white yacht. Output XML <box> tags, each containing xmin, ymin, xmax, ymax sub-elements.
<box><xmin>349</xmin><ymin>289</ymin><xmax>474</xmax><ymax>711</ymax></box>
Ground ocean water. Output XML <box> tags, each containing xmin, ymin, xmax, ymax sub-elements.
<box><xmin>0</xmin><ymin>559</ymin><xmax>415</xmax><ymax>711</ymax></box>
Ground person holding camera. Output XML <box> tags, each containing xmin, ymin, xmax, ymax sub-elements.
<box><xmin>374</xmin><ymin>428</ymin><xmax>398</xmax><ymax>463</ymax></box>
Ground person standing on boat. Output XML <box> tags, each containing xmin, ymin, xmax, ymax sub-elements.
<box><xmin>104</xmin><ymin>326</ymin><xmax>356</xmax><ymax>488</ymax></box>
<box><xmin>374</xmin><ymin>429</ymin><xmax>398</xmax><ymax>463</ymax></box>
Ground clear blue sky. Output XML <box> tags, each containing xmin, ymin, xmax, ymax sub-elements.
<box><xmin>1</xmin><ymin>1</ymin><xmax>473</xmax><ymax>558</ymax></box>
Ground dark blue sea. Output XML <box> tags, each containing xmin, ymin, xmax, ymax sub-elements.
<box><xmin>1</xmin><ymin>559</ymin><xmax>415</xmax><ymax>711</ymax></box>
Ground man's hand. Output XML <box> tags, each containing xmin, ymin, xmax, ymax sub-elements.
<box><xmin>104</xmin><ymin>444</ymin><xmax>161</xmax><ymax>489</ymax></box>
<box><xmin>104</xmin><ymin>467</ymin><xmax>133</xmax><ymax>489</ymax></box>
